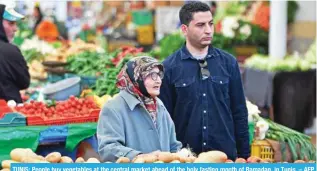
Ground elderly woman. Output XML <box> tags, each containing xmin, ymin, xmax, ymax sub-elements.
<box><xmin>97</xmin><ymin>56</ymin><xmax>182</xmax><ymax>162</ymax></box>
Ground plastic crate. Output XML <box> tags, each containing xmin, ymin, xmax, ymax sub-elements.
<box><xmin>132</xmin><ymin>10</ymin><xmax>153</xmax><ymax>26</ymax></box>
<box><xmin>251</xmin><ymin>140</ymin><xmax>274</xmax><ymax>160</ymax></box>
<box><xmin>0</xmin><ymin>112</ymin><xmax>26</xmax><ymax>127</ymax></box>
<box><xmin>136</xmin><ymin>25</ymin><xmax>154</xmax><ymax>45</ymax></box>
<box><xmin>39</xmin><ymin>125</ymin><xmax>68</xmax><ymax>144</ymax></box>
<box><xmin>26</xmin><ymin>109</ymin><xmax>100</xmax><ymax>126</ymax></box>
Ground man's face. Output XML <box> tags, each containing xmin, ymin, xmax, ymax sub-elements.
<box><xmin>3</xmin><ymin>20</ymin><xmax>17</xmax><ymax>42</ymax></box>
<box><xmin>181</xmin><ymin>11</ymin><xmax>214</xmax><ymax>49</ymax></box>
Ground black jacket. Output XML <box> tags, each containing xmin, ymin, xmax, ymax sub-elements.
<box><xmin>0</xmin><ymin>5</ymin><xmax>30</xmax><ymax>103</ymax></box>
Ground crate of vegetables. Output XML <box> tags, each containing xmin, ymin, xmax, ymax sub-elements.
<box><xmin>15</xmin><ymin>96</ymin><xmax>101</xmax><ymax>126</ymax></box>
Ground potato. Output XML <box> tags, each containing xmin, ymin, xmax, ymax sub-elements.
<box><xmin>261</xmin><ymin>158</ymin><xmax>273</xmax><ymax>163</ymax></box>
<box><xmin>235</xmin><ymin>158</ymin><xmax>247</xmax><ymax>163</ymax></box>
<box><xmin>36</xmin><ymin>155</ymin><xmax>46</xmax><ymax>161</ymax></box>
<box><xmin>133</xmin><ymin>157</ymin><xmax>145</xmax><ymax>163</ymax></box>
<box><xmin>172</xmin><ymin>154</ymin><xmax>186</xmax><ymax>163</ymax></box>
<box><xmin>187</xmin><ymin>156</ymin><xmax>197</xmax><ymax>163</ymax></box>
<box><xmin>21</xmin><ymin>157</ymin><xmax>49</xmax><ymax>163</ymax></box>
<box><xmin>25</xmin><ymin>149</ymin><xmax>37</xmax><ymax>157</ymax></box>
<box><xmin>157</xmin><ymin>152</ymin><xmax>174</xmax><ymax>163</ymax></box>
<box><xmin>154</xmin><ymin>161</ymin><xmax>164</xmax><ymax>163</ymax></box>
<box><xmin>195</xmin><ymin>151</ymin><xmax>227</xmax><ymax>163</ymax></box>
<box><xmin>1</xmin><ymin>168</ymin><xmax>10</xmax><ymax>171</ymax></box>
<box><xmin>144</xmin><ymin>155</ymin><xmax>158</xmax><ymax>163</ymax></box>
<box><xmin>178</xmin><ymin>156</ymin><xmax>187</xmax><ymax>163</ymax></box>
<box><xmin>170</xmin><ymin>160</ymin><xmax>181</xmax><ymax>163</ymax></box>
<box><xmin>75</xmin><ymin>157</ymin><xmax>85</xmax><ymax>163</ymax></box>
<box><xmin>171</xmin><ymin>154</ymin><xmax>180</xmax><ymax>161</ymax></box>
<box><xmin>247</xmin><ymin>156</ymin><xmax>261</xmax><ymax>163</ymax></box>
<box><xmin>45</xmin><ymin>152</ymin><xmax>61</xmax><ymax>163</ymax></box>
<box><xmin>116</xmin><ymin>157</ymin><xmax>130</xmax><ymax>163</ymax></box>
<box><xmin>294</xmin><ymin>160</ymin><xmax>306</xmax><ymax>163</ymax></box>
<box><xmin>205</xmin><ymin>151</ymin><xmax>227</xmax><ymax>163</ymax></box>
<box><xmin>60</xmin><ymin>156</ymin><xmax>73</xmax><ymax>163</ymax></box>
<box><xmin>2</xmin><ymin>160</ymin><xmax>17</xmax><ymax>169</ymax></box>
<box><xmin>10</xmin><ymin>148</ymin><xmax>40</xmax><ymax>162</ymax></box>
<box><xmin>10</xmin><ymin>148</ymin><xmax>26</xmax><ymax>162</ymax></box>
<box><xmin>225</xmin><ymin>159</ymin><xmax>234</xmax><ymax>163</ymax></box>
<box><xmin>86</xmin><ymin>158</ymin><xmax>100</xmax><ymax>163</ymax></box>
<box><xmin>194</xmin><ymin>156</ymin><xmax>211</xmax><ymax>163</ymax></box>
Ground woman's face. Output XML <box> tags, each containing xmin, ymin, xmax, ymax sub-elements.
<box><xmin>143</xmin><ymin>67</ymin><xmax>163</xmax><ymax>98</ymax></box>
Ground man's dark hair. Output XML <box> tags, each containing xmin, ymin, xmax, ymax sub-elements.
<box><xmin>179</xmin><ymin>1</ymin><xmax>211</xmax><ymax>26</ymax></box>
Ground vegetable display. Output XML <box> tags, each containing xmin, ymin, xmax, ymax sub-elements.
<box><xmin>2</xmin><ymin>148</ymin><xmax>314</xmax><ymax>165</ymax></box>
<box><xmin>265</xmin><ymin>118</ymin><xmax>316</xmax><ymax>161</ymax></box>
<box><xmin>14</xmin><ymin>96</ymin><xmax>99</xmax><ymax>120</ymax></box>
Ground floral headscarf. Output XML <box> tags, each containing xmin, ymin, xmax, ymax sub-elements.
<box><xmin>116</xmin><ymin>56</ymin><xmax>164</xmax><ymax>126</ymax></box>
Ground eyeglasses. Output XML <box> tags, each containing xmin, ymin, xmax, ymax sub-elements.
<box><xmin>145</xmin><ymin>71</ymin><xmax>164</xmax><ymax>81</ymax></box>
<box><xmin>199</xmin><ymin>59</ymin><xmax>210</xmax><ymax>80</ymax></box>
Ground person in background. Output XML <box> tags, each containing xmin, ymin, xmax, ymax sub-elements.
<box><xmin>210</xmin><ymin>1</ymin><xmax>217</xmax><ymax>16</ymax></box>
<box><xmin>32</xmin><ymin>4</ymin><xmax>43</xmax><ymax>34</ymax></box>
<box><xmin>97</xmin><ymin>56</ymin><xmax>182</xmax><ymax>162</ymax></box>
<box><xmin>159</xmin><ymin>1</ymin><xmax>250</xmax><ymax>160</ymax></box>
<box><xmin>0</xmin><ymin>3</ymin><xmax>30</xmax><ymax>103</ymax></box>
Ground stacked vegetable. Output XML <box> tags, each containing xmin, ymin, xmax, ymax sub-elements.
<box><xmin>20</xmin><ymin>37</ymin><xmax>58</xmax><ymax>79</ymax></box>
<box><xmin>245</xmin><ymin>41</ymin><xmax>316</xmax><ymax>72</ymax></box>
<box><xmin>1</xmin><ymin>148</ymin><xmax>100</xmax><ymax>166</ymax></box>
<box><xmin>66</xmin><ymin>46</ymin><xmax>146</xmax><ymax>96</ymax></box>
<box><xmin>45</xmin><ymin>39</ymin><xmax>104</xmax><ymax>63</ymax></box>
<box><xmin>14</xmin><ymin>96</ymin><xmax>99</xmax><ymax>120</ymax></box>
<box><xmin>265</xmin><ymin>118</ymin><xmax>316</xmax><ymax>161</ymax></box>
<box><xmin>67</xmin><ymin>51</ymin><xmax>113</xmax><ymax>77</ymax></box>
<box><xmin>93</xmin><ymin>57</ymin><xmax>133</xmax><ymax>96</ymax></box>
<box><xmin>3</xmin><ymin>148</ymin><xmax>314</xmax><ymax>165</ymax></box>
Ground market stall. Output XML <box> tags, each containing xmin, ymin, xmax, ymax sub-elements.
<box><xmin>243</xmin><ymin>41</ymin><xmax>316</xmax><ymax>132</ymax></box>
<box><xmin>0</xmin><ymin>0</ymin><xmax>315</xmax><ymax>167</ymax></box>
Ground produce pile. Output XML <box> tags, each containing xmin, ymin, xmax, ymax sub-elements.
<box><xmin>93</xmin><ymin>57</ymin><xmax>133</xmax><ymax>96</ymax></box>
<box><xmin>80</xmin><ymin>89</ymin><xmax>113</xmax><ymax>108</ymax></box>
<box><xmin>265</xmin><ymin>119</ymin><xmax>316</xmax><ymax>161</ymax></box>
<box><xmin>248</xmin><ymin>100</ymin><xmax>316</xmax><ymax>162</ymax></box>
<box><xmin>2</xmin><ymin>148</ymin><xmax>101</xmax><ymax>165</ymax></box>
<box><xmin>20</xmin><ymin>38</ymin><xmax>105</xmax><ymax>80</ymax></box>
<box><xmin>2</xmin><ymin>148</ymin><xmax>315</xmax><ymax>166</ymax></box>
<box><xmin>66</xmin><ymin>51</ymin><xmax>113</xmax><ymax>77</ymax></box>
<box><xmin>245</xmin><ymin>41</ymin><xmax>316</xmax><ymax>72</ymax></box>
<box><xmin>14</xmin><ymin>96</ymin><xmax>99</xmax><ymax>120</ymax></box>
<box><xmin>66</xmin><ymin>47</ymin><xmax>146</xmax><ymax>96</ymax></box>
<box><xmin>21</xmin><ymin>37</ymin><xmax>59</xmax><ymax>79</ymax></box>
<box><xmin>45</xmin><ymin>39</ymin><xmax>104</xmax><ymax>63</ymax></box>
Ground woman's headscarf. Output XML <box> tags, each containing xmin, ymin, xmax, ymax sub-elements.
<box><xmin>116</xmin><ymin>56</ymin><xmax>164</xmax><ymax>126</ymax></box>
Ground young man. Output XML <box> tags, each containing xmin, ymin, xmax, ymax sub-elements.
<box><xmin>0</xmin><ymin>3</ymin><xmax>30</xmax><ymax>103</ymax></box>
<box><xmin>159</xmin><ymin>1</ymin><xmax>250</xmax><ymax>160</ymax></box>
